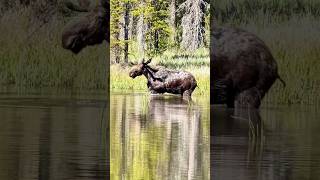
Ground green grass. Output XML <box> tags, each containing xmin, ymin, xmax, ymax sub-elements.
<box><xmin>0</xmin><ymin>6</ymin><xmax>108</xmax><ymax>91</ymax></box>
<box><xmin>110</xmin><ymin>48</ymin><xmax>210</xmax><ymax>96</ymax></box>
<box><xmin>213</xmin><ymin>0</ymin><xmax>320</xmax><ymax>24</ymax></box>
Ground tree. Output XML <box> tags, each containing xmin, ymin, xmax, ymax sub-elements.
<box><xmin>110</xmin><ymin>0</ymin><xmax>122</xmax><ymax>63</ymax></box>
<box><xmin>169</xmin><ymin>0</ymin><xmax>176</xmax><ymax>45</ymax></box>
<box><xmin>123</xmin><ymin>1</ymin><xmax>130</xmax><ymax>64</ymax></box>
<box><xmin>179</xmin><ymin>0</ymin><xmax>208</xmax><ymax>51</ymax></box>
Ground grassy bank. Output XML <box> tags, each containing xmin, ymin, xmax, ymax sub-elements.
<box><xmin>0</xmin><ymin>6</ymin><xmax>108</xmax><ymax>91</ymax></box>
<box><xmin>110</xmin><ymin>48</ymin><xmax>210</xmax><ymax>96</ymax></box>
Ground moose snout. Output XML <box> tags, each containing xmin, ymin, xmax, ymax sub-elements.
<box><xmin>129</xmin><ymin>72</ymin><xmax>136</xmax><ymax>78</ymax></box>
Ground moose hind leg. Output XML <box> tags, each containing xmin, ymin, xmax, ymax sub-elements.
<box><xmin>183</xmin><ymin>90</ymin><xmax>193</xmax><ymax>99</ymax></box>
<box><xmin>235</xmin><ymin>87</ymin><xmax>263</xmax><ymax>108</ymax></box>
<box><xmin>212</xmin><ymin>79</ymin><xmax>229</xmax><ymax>104</ymax></box>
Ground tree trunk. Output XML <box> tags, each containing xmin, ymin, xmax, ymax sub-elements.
<box><xmin>169</xmin><ymin>0</ymin><xmax>176</xmax><ymax>44</ymax></box>
<box><xmin>123</xmin><ymin>2</ymin><xmax>130</xmax><ymax>64</ymax></box>
<box><xmin>137</xmin><ymin>1</ymin><xmax>147</xmax><ymax>59</ymax></box>
<box><xmin>180</xmin><ymin>0</ymin><xmax>207</xmax><ymax>51</ymax></box>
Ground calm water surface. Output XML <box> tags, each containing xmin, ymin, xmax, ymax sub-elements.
<box><xmin>0</xmin><ymin>93</ymin><xmax>109</xmax><ymax>180</ymax></box>
<box><xmin>110</xmin><ymin>93</ymin><xmax>210</xmax><ymax>180</ymax></box>
<box><xmin>211</xmin><ymin>105</ymin><xmax>320</xmax><ymax>180</ymax></box>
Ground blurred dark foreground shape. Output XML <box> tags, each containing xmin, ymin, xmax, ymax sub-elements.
<box><xmin>62</xmin><ymin>0</ymin><xmax>109</xmax><ymax>54</ymax></box>
<box><xmin>210</xmin><ymin>25</ymin><xmax>285</xmax><ymax>109</ymax></box>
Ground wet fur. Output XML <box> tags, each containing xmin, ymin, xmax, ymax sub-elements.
<box><xmin>211</xmin><ymin>26</ymin><xmax>285</xmax><ymax>108</ymax></box>
<box><xmin>129</xmin><ymin>63</ymin><xmax>197</xmax><ymax>98</ymax></box>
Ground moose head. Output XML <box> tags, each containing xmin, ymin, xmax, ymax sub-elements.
<box><xmin>62</xmin><ymin>0</ymin><xmax>109</xmax><ymax>54</ymax></box>
<box><xmin>129</xmin><ymin>58</ymin><xmax>152</xmax><ymax>79</ymax></box>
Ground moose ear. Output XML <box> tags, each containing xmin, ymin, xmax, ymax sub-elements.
<box><xmin>141</xmin><ymin>58</ymin><xmax>145</xmax><ymax>64</ymax></box>
<box><xmin>145</xmin><ymin>58</ymin><xmax>152</xmax><ymax>64</ymax></box>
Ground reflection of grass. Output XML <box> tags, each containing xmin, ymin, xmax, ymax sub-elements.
<box><xmin>110</xmin><ymin>48</ymin><xmax>210</xmax><ymax>96</ymax></box>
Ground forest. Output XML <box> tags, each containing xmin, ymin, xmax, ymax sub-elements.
<box><xmin>110</xmin><ymin>0</ymin><xmax>210</xmax><ymax>95</ymax></box>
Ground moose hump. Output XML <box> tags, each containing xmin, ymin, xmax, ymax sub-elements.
<box><xmin>211</xmin><ymin>26</ymin><xmax>285</xmax><ymax>108</ymax></box>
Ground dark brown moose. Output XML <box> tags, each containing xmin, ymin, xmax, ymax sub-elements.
<box><xmin>129</xmin><ymin>59</ymin><xmax>197</xmax><ymax>98</ymax></box>
<box><xmin>211</xmin><ymin>26</ymin><xmax>285</xmax><ymax>108</ymax></box>
<box><xmin>61</xmin><ymin>0</ymin><xmax>109</xmax><ymax>54</ymax></box>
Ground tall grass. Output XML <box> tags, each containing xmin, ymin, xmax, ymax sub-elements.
<box><xmin>0</xmin><ymin>6</ymin><xmax>108</xmax><ymax>91</ymax></box>
<box><xmin>213</xmin><ymin>0</ymin><xmax>320</xmax><ymax>24</ymax></box>
<box><xmin>110</xmin><ymin>48</ymin><xmax>210</xmax><ymax>96</ymax></box>
<box><xmin>251</xmin><ymin>16</ymin><xmax>320</xmax><ymax>105</ymax></box>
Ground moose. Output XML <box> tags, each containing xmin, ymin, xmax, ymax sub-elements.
<box><xmin>61</xmin><ymin>0</ymin><xmax>109</xmax><ymax>54</ymax></box>
<box><xmin>129</xmin><ymin>59</ymin><xmax>197</xmax><ymax>98</ymax></box>
<box><xmin>61</xmin><ymin>1</ymin><xmax>285</xmax><ymax>108</ymax></box>
<box><xmin>211</xmin><ymin>25</ymin><xmax>285</xmax><ymax>108</ymax></box>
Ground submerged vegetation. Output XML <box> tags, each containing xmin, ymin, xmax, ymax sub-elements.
<box><xmin>213</xmin><ymin>0</ymin><xmax>320</xmax><ymax>105</ymax></box>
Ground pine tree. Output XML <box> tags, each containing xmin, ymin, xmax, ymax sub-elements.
<box><xmin>179</xmin><ymin>0</ymin><xmax>208</xmax><ymax>51</ymax></box>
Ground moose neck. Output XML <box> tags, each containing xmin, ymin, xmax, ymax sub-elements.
<box><xmin>143</xmin><ymin>66</ymin><xmax>157</xmax><ymax>81</ymax></box>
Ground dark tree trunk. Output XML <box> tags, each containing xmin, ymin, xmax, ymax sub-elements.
<box><xmin>123</xmin><ymin>2</ymin><xmax>130</xmax><ymax>64</ymax></box>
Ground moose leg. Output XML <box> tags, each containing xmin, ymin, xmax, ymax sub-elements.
<box><xmin>212</xmin><ymin>78</ymin><xmax>235</xmax><ymax>108</ymax></box>
<box><xmin>183</xmin><ymin>90</ymin><xmax>192</xmax><ymax>98</ymax></box>
<box><xmin>235</xmin><ymin>87</ymin><xmax>263</xmax><ymax>108</ymax></box>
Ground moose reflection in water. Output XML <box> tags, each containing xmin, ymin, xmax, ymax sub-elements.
<box><xmin>211</xmin><ymin>105</ymin><xmax>320</xmax><ymax>180</ymax></box>
<box><xmin>110</xmin><ymin>94</ymin><xmax>209</xmax><ymax>180</ymax></box>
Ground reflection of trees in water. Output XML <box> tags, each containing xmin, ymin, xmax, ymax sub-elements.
<box><xmin>110</xmin><ymin>95</ymin><xmax>209</xmax><ymax>180</ymax></box>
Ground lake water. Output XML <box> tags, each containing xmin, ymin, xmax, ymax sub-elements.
<box><xmin>211</xmin><ymin>105</ymin><xmax>320</xmax><ymax>180</ymax></box>
<box><xmin>0</xmin><ymin>93</ymin><xmax>109</xmax><ymax>180</ymax></box>
<box><xmin>110</xmin><ymin>93</ymin><xmax>210</xmax><ymax>180</ymax></box>
<box><xmin>2</xmin><ymin>92</ymin><xmax>319</xmax><ymax>180</ymax></box>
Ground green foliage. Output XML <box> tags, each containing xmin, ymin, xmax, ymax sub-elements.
<box><xmin>143</xmin><ymin>0</ymin><xmax>171</xmax><ymax>56</ymax></box>
<box><xmin>110</xmin><ymin>0</ymin><xmax>210</xmax><ymax>62</ymax></box>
